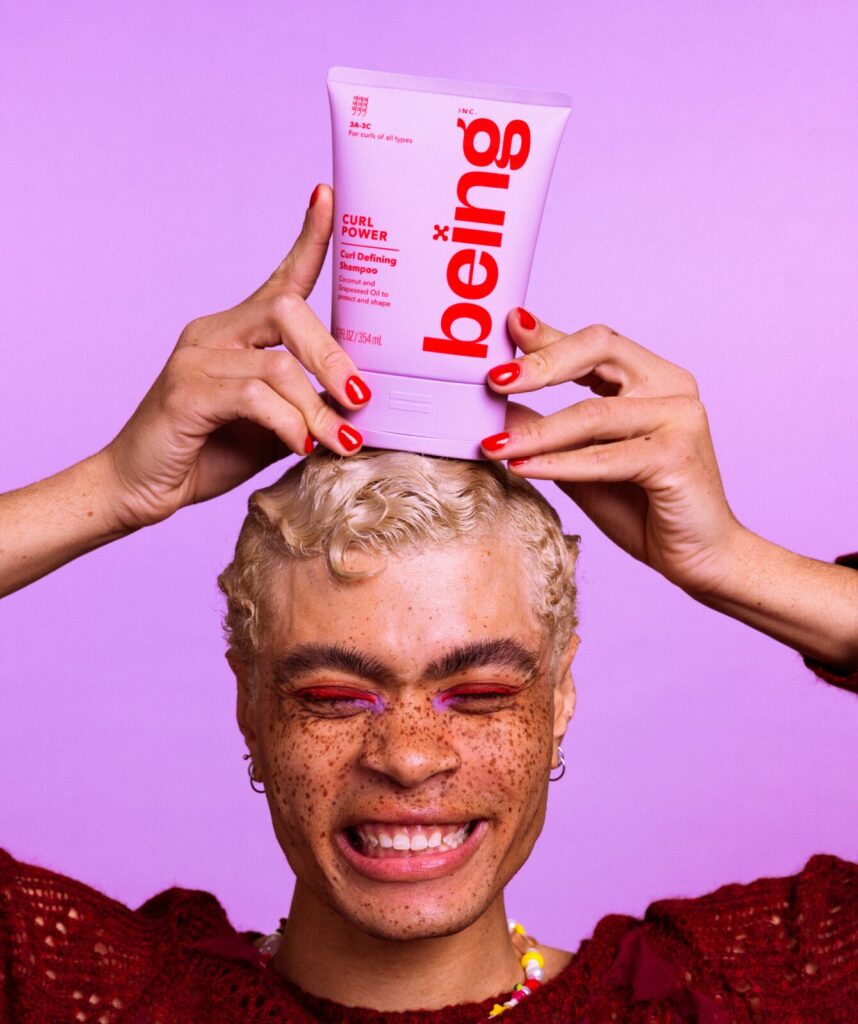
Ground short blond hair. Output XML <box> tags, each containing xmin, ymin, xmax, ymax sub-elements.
<box><xmin>218</xmin><ymin>448</ymin><xmax>579</xmax><ymax>664</ymax></box>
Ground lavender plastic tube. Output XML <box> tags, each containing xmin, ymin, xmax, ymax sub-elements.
<box><xmin>326</xmin><ymin>67</ymin><xmax>571</xmax><ymax>459</ymax></box>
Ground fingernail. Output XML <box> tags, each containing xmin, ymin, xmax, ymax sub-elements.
<box><xmin>304</xmin><ymin>434</ymin><xmax>315</xmax><ymax>455</ymax></box>
<box><xmin>338</xmin><ymin>424</ymin><xmax>363</xmax><ymax>452</ymax></box>
<box><xmin>517</xmin><ymin>307</ymin><xmax>537</xmax><ymax>330</ymax></box>
<box><xmin>488</xmin><ymin>362</ymin><xmax>521</xmax><ymax>386</ymax></box>
<box><xmin>345</xmin><ymin>374</ymin><xmax>372</xmax><ymax>405</ymax></box>
<box><xmin>309</xmin><ymin>184</ymin><xmax>321</xmax><ymax>208</ymax></box>
<box><xmin>509</xmin><ymin>458</ymin><xmax>529</xmax><ymax>468</ymax></box>
<box><xmin>481</xmin><ymin>431</ymin><xmax>511</xmax><ymax>453</ymax></box>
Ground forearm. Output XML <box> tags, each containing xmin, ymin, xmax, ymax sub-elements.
<box><xmin>0</xmin><ymin>450</ymin><xmax>130</xmax><ymax>598</ymax></box>
<box><xmin>691</xmin><ymin>528</ymin><xmax>858</xmax><ymax>673</ymax></box>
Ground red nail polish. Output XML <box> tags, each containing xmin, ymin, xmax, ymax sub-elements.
<box><xmin>345</xmin><ymin>375</ymin><xmax>372</xmax><ymax>405</ymax></box>
<box><xmin>510</xmin><ymin>458</ymin><xmax>529</xmax><ymax>468</ymax></box>
<box><xmin>309</xmin><ymin>184</ymin><xmax>321</xmax><ymax>208</ymax></box>
<box><xmin>481</xmin><ymin>431</ymin><xmax>511</xmax><ymax>453</ymax></box>
<box><xmin>517</xmin><ymin>307</ymin><xmax>537</xmax><ymax>330</ymax></box>
<box><xmin>488</xmin><ymin>362</ymin><xmax>521</xmax><ymax>386</ymax></box>
<box><xmin>304</xmin><ymin>434</ymin><xmax>314</xmax><ymax>454</ymax></box>
<box><xmin>338</xmin><ymin>424</ymin><xmax>363</xmax><ymax>451</ymax></box>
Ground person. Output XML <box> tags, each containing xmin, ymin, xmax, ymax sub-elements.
<box><xmin>1</xmin><ymin>185</ymin><xmax>855</xmax><ymax>1022</ymax></box>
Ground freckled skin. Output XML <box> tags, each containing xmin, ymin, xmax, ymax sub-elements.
<box><xmin>232</xmin><ymin>541</ymin><xmax>578</xmax><ymax>1010</ymax></box>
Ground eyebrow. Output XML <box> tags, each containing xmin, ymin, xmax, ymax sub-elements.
<box><xmin>424</xmin><ymin>638</ymin><xmax>539</xmax><ymax>681</ymax></box>
<box><xmin>272</xmin><ymin>638</ymin><xmax>540</xmax><ymax>687</ymax></box>
<box><xmin>273</xmin><ymin>644</ymin><xmax>396</xmax><ymax>686</ymax></box>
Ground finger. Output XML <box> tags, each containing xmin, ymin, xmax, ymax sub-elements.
<box><xmin>505</xmin><ymin>435</ymin><xmax>666</xmax><ymax>484</ymax></box>
<box><xmin>176</xmin><ymin>289</ymin><xmax>372</xmax><ymax>412</ymax></box>
<box><xmin>487</xmin><ymin>314</ymin><xmax>697</xmax><ymax>400</ymax></box>
<box><xmin>266</xmin><ymin>183</ymin><xmax>334</xmax><ymax>299</ymax></box>
<box><xmin>269</xmin><ymin>293</ymin><xmax>372</xmax><ymax>410</ymax></box>
<box><xmin>502</xmin><ymin>397</ymin><xmax>651</xmax><ymax>556</ymax></box>
<box><xmin>503</xmin><ymin>400</ymin><xmax>543</xmax><ymax>433</ymax></box>
<box><xmin>492</xmin><ymin>316</ymin><xmax>653</xmax><ymax>394</ymax></box>
<box><xmin>481</xmin><ymin>395</ymin><xmax>686</xmax><ymax>460</ymax></box>
<box><xmin>192</xmin><ymin>377</ymin><xmax>315</xmax><ymax>457</ymax></box>
<box><xmin>196</xmin><ymin>347</ymin><xmax>364</xmax><ymax>454</ymax></box>
<box><xmin>193</xmin><ymin>376</ymin><xmax>364</xmax><ymax>459</ymax></box>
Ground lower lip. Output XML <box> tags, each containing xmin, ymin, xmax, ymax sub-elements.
<box><xmin>336</xmin><ymin>821</ymin><xmax>488</xmax><ymax>882</ymax></box>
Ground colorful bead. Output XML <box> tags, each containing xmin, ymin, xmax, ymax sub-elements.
<box><xmin>521</xmin><ymin>949</ymin><xmax>545</xmax><ymax>969</ymax></box>
<box><xmin>483</xmin><ymin>924</ymin><xmax>543</xmax><ymax>1017</ymax></box>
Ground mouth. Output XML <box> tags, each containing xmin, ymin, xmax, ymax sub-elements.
<box><xmin>336</xmin><ymin>819</ymin><xmax>487</xmax><ymax>882</ymax></box>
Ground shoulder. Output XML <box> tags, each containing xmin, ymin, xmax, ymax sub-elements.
<box><xmin>643</xmin><ymin>852</ymin><xmax>856</xmax><ymax>938</ymax></box>
<box><xmin>614</xmin><ymin>854</ymin><xmax>857</xmax><ymax>1018</ymax></box>
<box><xmin>529</xmin><ymin>855</ymin><xmax>856</xmax><ymax>1022</ymax></box>
<box><xmin>0</xmin><ymin>847</ymin><xmax>237</xmax><ymax>1018</ymax></box>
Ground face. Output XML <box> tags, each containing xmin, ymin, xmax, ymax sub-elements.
<box><xmin>234</xmin><ymin>540</ymin><xmax>576</xmax><ymax>942</ymax></box>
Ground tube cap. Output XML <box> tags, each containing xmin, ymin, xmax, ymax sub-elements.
<box><xmin>328</xmin><ymin>369</ymin><xmax>507</xmax><ymax>460</ymax></box>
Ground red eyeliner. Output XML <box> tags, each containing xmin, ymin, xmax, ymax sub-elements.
<box><xmin>438</xmin><ymin>684</ymin><xmax>520</xmax><ymax>701</ymax></box>
<box><xmin>300</xmin><ymin>686</ymin><xmax>379</xmax><ymax>703</ymax></box>
<box><xmin>448</xmin><ymin>686</ymin><xmax>513</xmax><ymax>696</ymax></box>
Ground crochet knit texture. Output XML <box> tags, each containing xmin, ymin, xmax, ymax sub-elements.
<box><xmin>1</xmin><ymin>849</ymin><xmax>856</xmax><ymax>1022</ymax></box>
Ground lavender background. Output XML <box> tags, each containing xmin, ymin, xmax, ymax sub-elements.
<box><xmin>1</xmin><ymin>0</ymin><xmax>856</xmax><ymax>952</ymax></box>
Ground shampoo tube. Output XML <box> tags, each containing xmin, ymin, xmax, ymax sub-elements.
<box><xmin>326</xmin><ymin>67</ymin><xmax>571</xmax><ymax>459</ymax></box>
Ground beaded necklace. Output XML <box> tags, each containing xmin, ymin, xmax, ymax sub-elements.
<box><xmin>255</xmin><ymin>916</ymin><xmax>544</xmax><ymax>1019</ymax></box>
<box><xmin>488</xmin><ymin>919</ymin><xmax>545</xmax><ymax>1017</ymax></box>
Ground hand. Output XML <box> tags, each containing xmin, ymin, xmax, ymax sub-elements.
<box><xmin>103</xmin><ymin>184</ymin><xmax>369</xmax><ymax>532</ymax></box>
<box><xmin>480</xmin><ymin>314</ymin><xmax>745</xmax><ymax>597</ymax></box>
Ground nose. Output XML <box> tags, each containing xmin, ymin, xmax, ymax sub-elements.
<box><xmin>358</xmin><ymin>697</ymin><xmax>461</xmax><ymax>788</ymax></box>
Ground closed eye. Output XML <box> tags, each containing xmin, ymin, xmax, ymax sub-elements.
<box><xmin>294</xmin><ymin>686</ymin><xmax>382</xmax><ymax>717</ymax></box>
<box><xmin>436</xmin><ymin>684</ymin><xmax>521</xmax><ymax>711</ymax></box>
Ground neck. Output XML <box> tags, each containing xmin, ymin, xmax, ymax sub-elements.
<box><xmin>273</xmin><ymin>881</ymin><xmax>524</xmax><ymax>1012</ymax></box>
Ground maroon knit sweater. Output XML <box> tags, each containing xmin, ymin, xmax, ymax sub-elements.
<box><xmin>2</xmin><ymin>557</ymin><xmax>857</xmax><ymax>1023</ymax></box>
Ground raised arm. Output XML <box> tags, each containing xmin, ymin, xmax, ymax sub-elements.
<box><xmin>0</xmin><ymin>185</ymin><xmax>371</xmax><ymax>599</ymax></box>
<box><xmin>480</xmin><ymin>315</ymin><xmax>858</xmax><ymax>679</ymax></box>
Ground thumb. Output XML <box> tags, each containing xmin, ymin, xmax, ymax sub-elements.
<box><xmin>268</xmin><ymin>183</ymin><xmax>334</xmax><ymax>299</ymax></box>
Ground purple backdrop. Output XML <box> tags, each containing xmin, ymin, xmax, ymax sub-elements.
<box><xmin>1</xmin><ymin>1</ymin><xmax>856</xmax><ymax>952</ymax></box>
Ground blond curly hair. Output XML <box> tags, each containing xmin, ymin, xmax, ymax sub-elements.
<box><xmin>218</xmin><ymin>448</ymin><xmax>579</xmax><ymax>664</ymax></box>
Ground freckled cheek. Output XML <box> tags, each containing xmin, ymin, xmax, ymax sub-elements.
<box><xmin>455</xmin><ymin>710</ymin><xmax>551</xmax><ymax>807</ymax></box>
<box><xmin>262</xmin><ymin>720</ymin><xmax>361</xmax><ymax>840</ymax></box>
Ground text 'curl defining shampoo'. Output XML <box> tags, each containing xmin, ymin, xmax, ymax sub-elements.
<box><xmin>326</xmin><ymin>67</ymin><xmax>571</xmax><ymax>458</ymax></box>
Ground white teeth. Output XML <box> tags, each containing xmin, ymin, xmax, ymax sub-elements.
<box><xmin>352</xmin><ymin>822</ymin><xmax>474</xmax><ymax>856</ymax></box>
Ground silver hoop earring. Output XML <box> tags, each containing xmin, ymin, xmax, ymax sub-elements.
<box><xmin>549</xmin><ymin>746</ymin><xmax>566</xmax><ymax>782</ymax></box>
<box><xmin>242</xmin><ymin>752</ymin><xmax>266</xmax><ymax>794</ymax></box>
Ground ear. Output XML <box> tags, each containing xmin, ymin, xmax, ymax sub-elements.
<box><xmin>228</xmin><ymin>651</ymin><xmax>259</xmax><ymax>752</ymax></box>
<box><xmin>551</xmin><ymin>634</ymin><xmax>579</xmax><ymax>763</ymax></box>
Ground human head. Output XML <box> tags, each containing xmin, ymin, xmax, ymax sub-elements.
<box><xmin>219</xmin><ymin>448</ymin><xmax>580</xmax><ymax>940</ymax></box>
